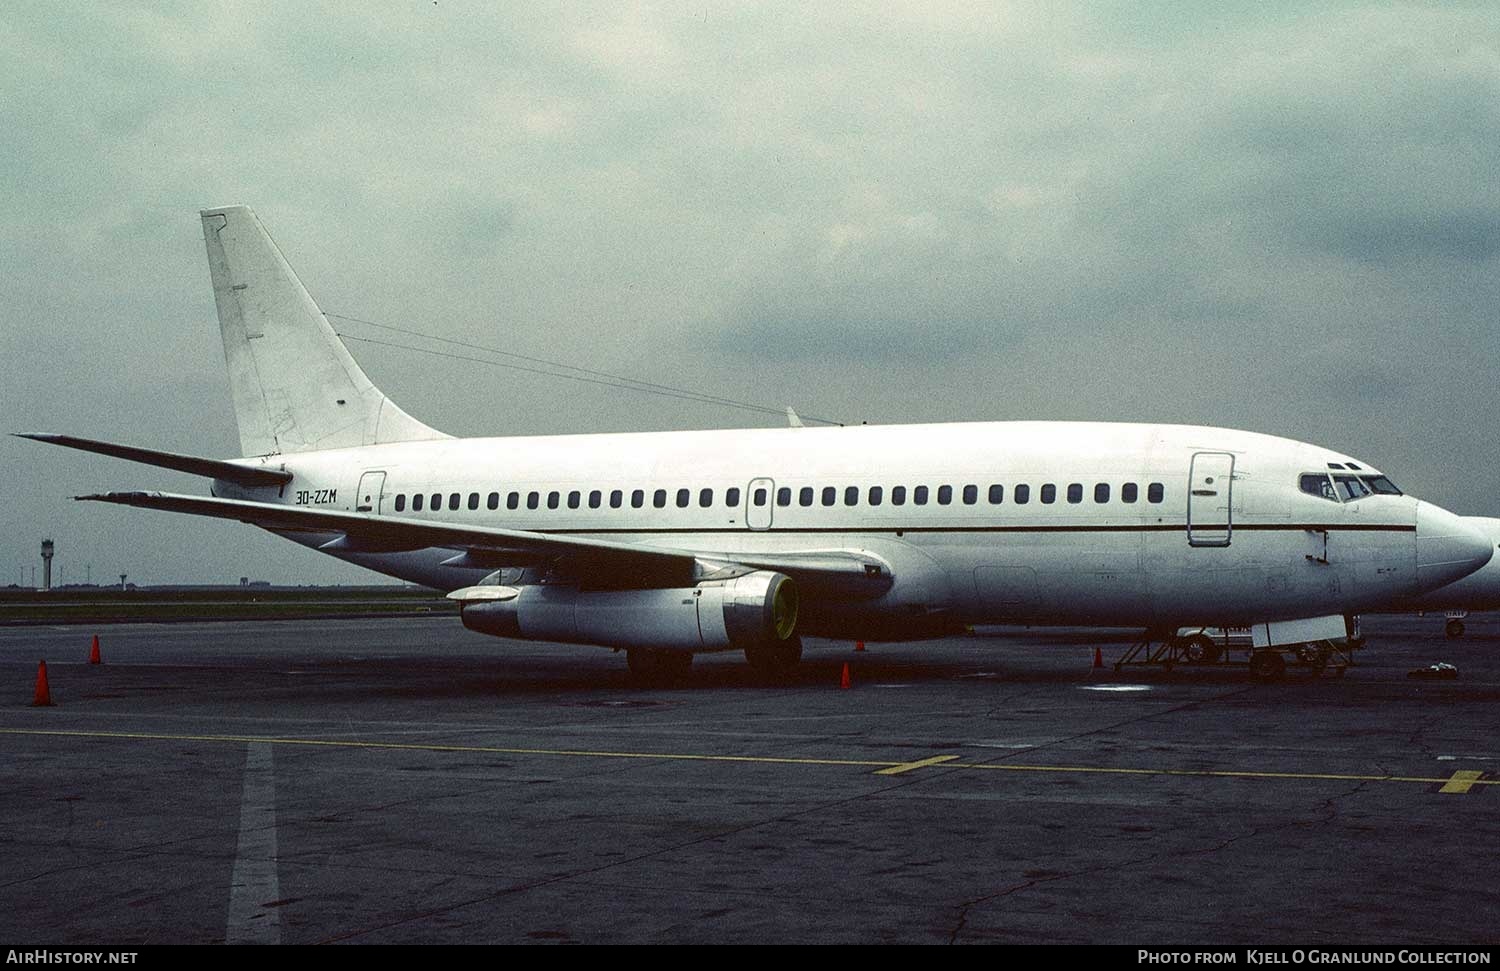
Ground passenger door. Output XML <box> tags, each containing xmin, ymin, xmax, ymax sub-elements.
<box><xmin>1187</xmin><ymin>452</ymin><xmax>1233</xmax><ymax>547</ymax></box>
<box><xmin>355</xmin><ymin>471</ymin><xmax>387</xmax><ymax>513</ymax></box>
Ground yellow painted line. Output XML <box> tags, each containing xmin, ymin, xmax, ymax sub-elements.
<box><xmin>960</xmin><ymin>763</ymin><xmax>1500</xmax><ymax>786</ymax></box>
<box><xmin>3</xmin><ymin>728</ymin><xmax>1494</xmax><ymax>788</ymax></box>
<box><xmin>1439</xmin><ymin>769</ymin><xmax>1485</xmax><ymax>794</ymax></box>
<box><xmin>0</xmin><ymin>728</ymin><xmax>893</xmax><ymax>770</ymax></box>
<box><xmin>874</xmin><ymin>754</ymin><xmax>961</xmax><ymax>776</ymax></box>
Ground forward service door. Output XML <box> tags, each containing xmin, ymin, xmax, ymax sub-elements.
<box><xmin>1187</xmin><ymin>452</ymin><xmax>1234</xmax><ymax>547</ymax></box>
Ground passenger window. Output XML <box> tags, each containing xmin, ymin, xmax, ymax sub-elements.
<box><xmin>937</xmin><ymin>485</ymin><xmax>952</xmax><ymax>505</ymax></box>
<box><xmin>507</xmin><ymin>492</ymin><xmax>519</xmax><ymax>510</ymax></box>
<box><xmin>430</xmin><ymin>493</ymin><xmax>441</xmax><ymax>510</ymax></box>
<box><xmin>567</xmin><ymin>491</ymin><xmax>581</xmax><ymax>509</ymax></box>
<box><xmin>653</xmin><ymin>489</ymin><xmax>667</xmax><ymax>509</ymax></box>
<box><xmin>1015</xmin><ymin>484</ymin><xmax>1030</xmax><ymax>504</ymax></box>
<box><xmin>631</xmin><ymin>489</ymin><xmax>645</xmax><ymax>508</ymax></box>
<box><xmin>449</xmin><ymin>493</ymin><xmax>460</xmax><ymax>511</ymax></box>
<box><xmin>676</xmin><ymin>488</ymin><xmax>690</xmax><ymax>508</ymax></box>
<box><xmin>1040</xmin><ymin>484</ymin><xmax>1056</xmax><ymax>504</ymax></box>
<box><xmin>527</xmin><ymin>492</ymin><xmax>539</xmax><ymax>510</ymax></box>
<box><xmin>1148</xmin><ymin>483</ymin><xmax>1164</xmax><ymax>503</ymax></box>
<box><xmin>468</xmin><ymin>492</ymin><xmax>480</xmax><ymax>510</ymax></box>
<box><xmin>395</xmin><ymin>494</ymin><xmax>407</xmax><ymax>512</ymax></box>
<box><xmin>698</xmin><ymin>488</ymin><xmax>713</xmax><ymax>508</ymax></box>
<box><xmin>547</xmin><ymin>491</ymin><xmax>559</xmax><ymax>510</ymax></box>
<box><xmin>610</xmin><ymin>489</ymin><xmax>623</xmax><ymax>509</ymax></box>
<box><xmin>822</xmin><ymin>486</ymin><xmax>836</xmax><ymax>507</ymax></box>
<box><xmin>1121</xmin><ymin>483</ymin><xmax>1137</xmax><ymax>504</ymax></box>
<box><xmin>753</xmin><ymin>488</ymin><xmax>767</xmax><ymax>507</ymax></box>
<box><xmin>776</xmin><ymin>487</ymin><xmax>791</xmax><ymax>507</ymax></box>
<box><xmin>1094</xmin><ymin>483</ymin><xmax>1109</xmax><ymax>503</ymax></box>
<box><xmin>487</xmin><ymin>492</ymin><xmax>500</xmax><ymax>510</ymax></box>
<box><xmin>869</xmin><ymin>486</ymin><xmax>883</xmax><ymax>506</ymax></box>
<box><xmin>963</xmin><ymin>484</ymin><xmax>977</xmax><ymax>505</ymax></box>
<box><xmin>892</xmin><ymin>486</ymin><xmax>907</xmax><ymax>506</ymax></box>
<box><xmin>726</xmin><ymin>487</ymin><xmax>740</xmax><ymax>506</ymax></box>
<box><xmin>588</xmin><ymin>490</ymin><xmax>601</xmax><ymax>509</ymax></box>
<box><xmin>844</xmin><ymin>486</ymin><xmax>858</xmax><ymax>506</ymax></box>
<box><xmin>1067</xmin><ymin>483</ymin><xmax>1082</xmax><ymax>504</ymax></box>
<box><xmin>914</xmin><ymin>486</ymin><xmax>929</xmax><ymax>505</ymax></box>
<box><xmin>1299</xmin><ymin>474</ymin><xmax>1337</xmax><ymax>502</ymax></box>
<box><xmin>413</xmin><ymin>494</ymin><xmax>424</xmax><ymax>511</ymax></box>
<box><xmin>799</xmin><ymin>487</ymin><xmax>814</xmax><ymax>507</ymax></box>
<box><xmin>988</xmin><ymin>484</ymin><xmax>1003</xmax><ymax>504</ymax></box>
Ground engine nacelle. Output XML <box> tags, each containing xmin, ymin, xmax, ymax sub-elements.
<box><xmin>459</xmin><ymin>571</ymin><xmax>798</xmax><ymax>653</ymax></box>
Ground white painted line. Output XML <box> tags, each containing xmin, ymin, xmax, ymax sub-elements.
<box><xmin>226</xmin><ymin>742</ymin><xmax>282</xmax><ymax>945</ymax></box>
<box><xmin>1081</xmin><ymin>685</ymin><xmax>1152</xmax><ymax>692</ymax></box>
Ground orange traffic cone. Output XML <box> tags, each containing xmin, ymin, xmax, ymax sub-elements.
<box><xmin>1093</xmin><ymin>647</ymin><xmax>1103</xmax><ymax>669</ymax></box>
<box><xmin>89</xmin><ymin>635</ymin><xmax>101</xmax><ymax>665</ymax></box>
<box><xmin>32</xmin><ymin>661</ymin><xmax>54</xmax><ymax>707</ymax></box>
<box><xmin>840</xmin><ymin>662</ymin><xmax>851</xmax><ymax>690</ymax></box>
<box><xmin>854</xmin><ymin>640</ymin><xmax>865</xmax><ymax>653</ymax></box>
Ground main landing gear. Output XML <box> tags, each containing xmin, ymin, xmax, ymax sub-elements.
<box><xmin>623</xmin><ymin>636</ymin><xmax>805</xmax><ymax>684</ymax></box>
<box><xmin>745</xmin><ymin>635</ymin><xmax>804</xmax><ymax>680</ymax></box>
<box><xmin>626</xmin><ymin>648</ymin><xmax>693</xmax><ymax>684</ymax></box>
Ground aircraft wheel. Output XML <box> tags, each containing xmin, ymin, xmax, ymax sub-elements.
<box><xmin>1445</xmin><ymin>619</ymin><xmax>1466</xmax><ymax>639</ymax></box>
<box><xmin>1249</xmin><ymin>650</ymin><xmax>1286</xmax><ymax>682</ymax></box>
<box><xmin>1184</xmin><ymin>634</ymin><xmax>1221</xmax><ymax>664</ymax></box>
<box><xmin>627</xmin><ymin>648</ymin><xmax>692</xmax><ymax>683</ymax></box>
<box><xmin>745</xmin><ymin>635</ymin><xmax>803</xmax><ymax>680</ymax></box>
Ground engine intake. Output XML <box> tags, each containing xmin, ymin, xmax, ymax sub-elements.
<box><xmin>460</xmin><ymin>570</ymin><xmax>798</xmax><ymax>653</ymax></box>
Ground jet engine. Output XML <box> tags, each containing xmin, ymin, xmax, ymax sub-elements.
<box><xmin>458</xmin><ymin>570</ymin><xmax>799</xmax><ymax>653</ymax></box>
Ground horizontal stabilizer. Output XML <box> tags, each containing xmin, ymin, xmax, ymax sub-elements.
<box><xmin>17</xmin><ymin>434</ymin><xmax>292</xmax><ymax>487</ymax></box>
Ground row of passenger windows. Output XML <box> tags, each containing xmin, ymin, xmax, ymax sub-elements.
<box><xmin>389</xmin><ymin>481</ymin><xmax>1168</xmax><ymax>514</ymax></box>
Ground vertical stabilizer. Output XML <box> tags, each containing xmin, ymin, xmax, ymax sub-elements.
<box><xmin>200</xmin><ymin>206</ymin><xmax>448</xmax><ymax>456</ymax></box>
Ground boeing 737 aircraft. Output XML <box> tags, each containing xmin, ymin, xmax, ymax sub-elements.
<box><xmin>19</xmin><ymin>206</ymin><xmax>1494</xmax><ymax>679</ymax></box>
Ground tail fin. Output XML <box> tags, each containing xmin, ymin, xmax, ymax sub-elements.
<box><xmin>200</xmin><ymin>206</ymin><xmax>448</xmax><ymax>457</ymax></box>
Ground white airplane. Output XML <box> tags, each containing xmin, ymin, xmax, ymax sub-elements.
<box><xmin>18</xmin><ymin>206</ymin><xmax>1494</xmax><ymax>679</ymax></box>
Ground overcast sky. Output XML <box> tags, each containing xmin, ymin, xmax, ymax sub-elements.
<box><xmin>2</xmin><ymin>2</ymin><xmax>1496</xmax><ymax>587</ymax></box>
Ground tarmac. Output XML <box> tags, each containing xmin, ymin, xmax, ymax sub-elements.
<box><xmin>1</xmin><ymin>613</ymin><xmax>1496</xmax><ymax>944</ymax></box>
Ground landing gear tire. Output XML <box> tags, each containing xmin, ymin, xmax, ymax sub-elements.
<box><xmin>1297</xmin><ymin>642</ymin><xmax>1330</xmax><ymax>673</ymax></box>
<box><xmin>1249</xmin><ymin>650</ymin><xmax>1286</xmax><ymax>682</ymax></box>
<box><xmin>745</xmin><ymin>635</ymin><xmax>803</xmax><ymax>680</ymax></box>
<box><xmin>626</xmin><ymin>648</ymin><xmax>692</xmax><ymax>684</ymax></box>
<box><xmin>1445</xmin><ymin>619</ymin><xmax>1466</xmax><ymax>639</ymax></box>
<box><xmin>1184</xmin><ymin>634</ymin><xmax>1221</xmax><ymax>664</ymax></box>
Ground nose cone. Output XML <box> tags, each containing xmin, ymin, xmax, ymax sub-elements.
<box><xmin>1415</xmin><ymin>502</ymin><xmax>1495</xmax><ymax>591</ymax></box>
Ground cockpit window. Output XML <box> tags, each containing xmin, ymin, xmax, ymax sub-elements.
<box><xmin>1303</xmin><ymin>471</ymin><xmax>1403</xmax><ymax>502</ymax></box>
<box><xmin>1300</xmin><ymin>473</ymin><xmax>1338</xmax><ymax>502</ymax></box>
<box><xmin>1332</xmin><ymin>475</ymin><xmax>1371</xmax><ymax>501</ymax></box>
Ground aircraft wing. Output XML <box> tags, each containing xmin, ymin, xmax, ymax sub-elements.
<box><xmin>78</xmin><ymin>491</ymin><xmax>893</xmax><ymax>598</ymax></box>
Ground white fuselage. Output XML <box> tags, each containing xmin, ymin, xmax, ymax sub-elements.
<box><xmin>216</xmin><ymin>420</ymin><xmax>1483</xmax><ymax>639</ymax></box>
